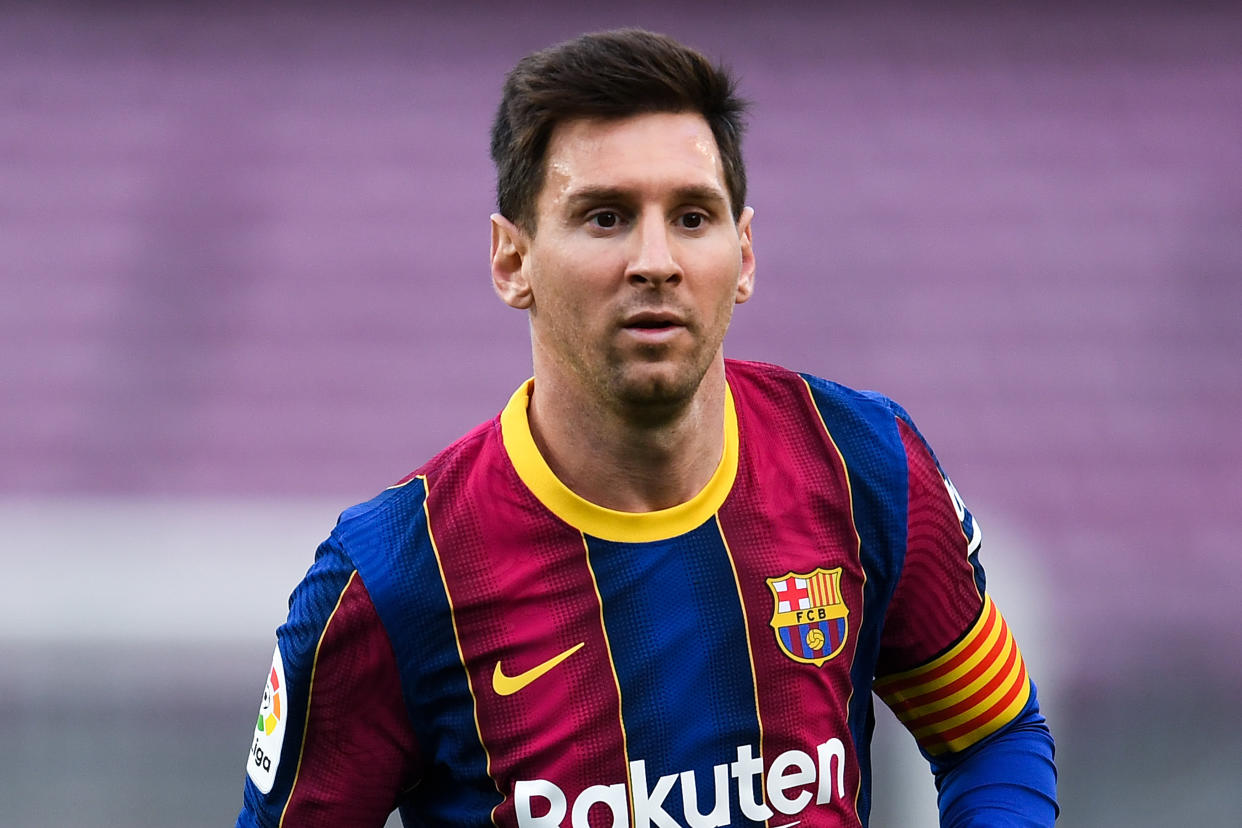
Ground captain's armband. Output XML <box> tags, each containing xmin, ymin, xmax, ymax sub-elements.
<box><xmin>874</xmin><ymin>596</ymin><xmax>1031</xmax><ymax>756</ymax></box>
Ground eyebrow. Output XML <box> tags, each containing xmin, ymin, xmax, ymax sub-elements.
<box><xmin>563</xmin><ymin>184</ymin><xmax>730</xmax><ymax>213</ymax></box>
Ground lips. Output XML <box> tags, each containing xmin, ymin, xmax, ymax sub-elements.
<box><xmin>621</xmin><ymin>310</ymin><xmax>686</xmax><ymax>330</ymax></box>
<box><xmin>618</xmin><ymin>310</ymin><xmax>688</xmax><ymax>347</ymax></box>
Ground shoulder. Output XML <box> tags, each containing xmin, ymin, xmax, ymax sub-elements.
<box><xmin>726</xmin><ymin>358</ymin><xmax>912</xmax><ymax>461</ymax></box>
<box><xmin>799</xmin><ymin>370</ymin><xmax>911</xmax><ymax>437</ymax></box>
<box><xmin>726</xmin><ymin>358</ymin><xmax>903</xmax><ymax>417</ymax></box>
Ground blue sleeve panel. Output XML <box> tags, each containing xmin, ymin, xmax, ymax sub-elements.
<box><xmin>932</xmin><ymin>682</ymin><xmax>1059</xmax><ymax>827</ymax></box>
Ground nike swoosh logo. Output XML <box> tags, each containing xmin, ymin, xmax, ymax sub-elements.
<box><xmin>492</xmin><ymin>642</ymin><xmax>585</xmax><ymax>696</ymax></box>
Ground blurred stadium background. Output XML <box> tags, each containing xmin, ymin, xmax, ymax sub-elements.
<box><xmin>2</xmin><ymin>2</ymin><xmax>1240</xmax><ymax>825</ymax></box>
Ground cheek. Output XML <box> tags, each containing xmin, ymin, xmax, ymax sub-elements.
<box><xmin>532</xmin><ymin>252</ymin><xmax>615</xmax><ymax>313</ymax></box>
<box><xmin>702</xmin><ymin>254</ymin><xmax>746</xmax><ymax>307</ymax></box>
<box><xmin>528</xmin><ymin>273</ymin><xmax>596</xmax><ymax>342</ymax></box>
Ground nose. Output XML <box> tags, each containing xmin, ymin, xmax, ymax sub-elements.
<box><xmin>625</xmin><ymin>212</ymin><xmax>682</xmax><ymax>288</ymax></box>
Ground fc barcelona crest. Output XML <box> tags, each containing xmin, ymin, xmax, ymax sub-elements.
<box><xmin>767</xmin><ymin>568</ymin><xmax>849</xmax><ymax>666</ymax></box>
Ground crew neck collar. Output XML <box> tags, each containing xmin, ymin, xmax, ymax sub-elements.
<box><xmin>499</xmin><ymin>379</ymin><xmax>739</xmax><ymax>543</ymax></box>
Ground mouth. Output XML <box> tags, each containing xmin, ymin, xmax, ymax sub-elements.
<box><xmin>621</xmin><ymin>310</ymin><xmax>687</xmax><ymax>332</ymax></box>
<box><xmin>620</xmin><ymin>311</ymin><xmax>687</xmax><ymax>345</ymax></box>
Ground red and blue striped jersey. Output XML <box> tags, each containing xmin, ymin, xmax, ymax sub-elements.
<box><xmin>237</xmin><ymin>359</ymin><xmax>1048</xmax><ymax>827</ymax></box>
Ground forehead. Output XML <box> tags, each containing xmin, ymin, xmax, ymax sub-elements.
<box><xmin>538</xmin><ymin>111</ymin><xmax>727</xmax><ymax>208</ymax></box>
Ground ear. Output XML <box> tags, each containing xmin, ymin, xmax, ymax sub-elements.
<box><xmin>734</xmin><ymin>205</ymin><xmax>756</xmax><ymax>305</ymax></box>
<box><xmin>491</xmin><ymin>213</ymin><xmax>533</xmax><ymax>309</ymax></box>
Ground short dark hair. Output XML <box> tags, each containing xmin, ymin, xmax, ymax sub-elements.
<box><xmin>490</xmin><ymin>29</ymin><xmax>749</xmax><ymax>233</ymax></box>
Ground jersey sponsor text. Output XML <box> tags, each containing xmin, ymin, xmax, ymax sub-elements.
<box><xmin>514</xmin><ymin>740</ymin><xmax>847</xmax><ymax>827</ymax></box>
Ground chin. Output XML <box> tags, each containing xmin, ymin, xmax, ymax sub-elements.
<box><xmin>612</xmin><ymin>365</ymin><xmax>702</xmax><ymax>413</ymax></box>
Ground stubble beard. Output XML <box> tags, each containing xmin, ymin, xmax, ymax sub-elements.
<box><xmin>599</xmin><ymin>320</ymin><xmax>729</xmax><ymax>427</ymax></box>
<box><xmin>538</xmin><ymin>291</ymin><xmax>736</xmax><ymax>428</ymax></box>
<box><xmin>608</xmin><ymin>357</ymin><xmax>701</xmax><ymax>422</ymax></box>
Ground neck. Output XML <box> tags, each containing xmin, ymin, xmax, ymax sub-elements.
<box><xmin>526</xmin><ymin>363</ymin><xmax>728</xmax><ymax>513</ymax></box>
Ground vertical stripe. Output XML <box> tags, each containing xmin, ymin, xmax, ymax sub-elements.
<box><xmin>797</xmin><ymin>378</ymin><xmax>868</xmax><ymax>827</ymax></box>
<box><xmin>720</xmin><ymin>499</ymin><xmax>765</xmax><ymax>759</ymax></box>
<box><xmin>279</xmin><ymin>571</ymin><xmax>358</xmax><ymax>828</ymax></box>
<box><xmin>580</xmin><ymin>532</ymin><xmax>635</xmax><ymax>821</ymax></box>
<box><xmin>587</xmin><ymin>519</ymin><xmax>765</xmax><ymax>827</ymax></box>
<box><xmin>342</xmin><ymin>475</ymin><xmax>500</xmax><ymax>825</ymax></box>
<box><xmin>713</xmin><ymin>364</ymin><xmax>872</xmax><ymax>827</ymax></box>
<box><xmin>273</xmin><ymin>573</ymin><xmax>418</xmax><ymax>826</ymax></box>
<box><xmin>429</xmin><ymin>459</ymin><xmax>629</xmax><ymax>826</ymax></box>
<box><xmin>240</xmin><ymin>539</ymin><xmax>362</xmax><ymax>826</ymax></box>
<box><xmin>798</xmin><ymin>374</ymin><xmax>917</xmax><ymax>826</ymax></box>
<box><xmin>421</xmin><ymin>479</ymin><xmax>502</xmax><ymax>813</ymax></box>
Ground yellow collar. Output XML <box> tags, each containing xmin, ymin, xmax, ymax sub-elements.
<box><xmin>499</xmin><ymin>379</ymin><xmax>739</xmax><ymax>543</ymax></box>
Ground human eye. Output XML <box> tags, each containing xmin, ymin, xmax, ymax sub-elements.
<box><xmin>588</xmin><ymin>210</ymin><xmax>623</xmax><ymax>230</ymax></box>
<box><xmin>677</xmin><ymin>211</ymin><xmax>709</xmax><ymax>230</ymax></box>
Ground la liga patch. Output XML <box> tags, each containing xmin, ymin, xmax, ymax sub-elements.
<box><xmin>246</xmin><ymin>645</ymin><xmax>287</xmax><ymax>793</ymax></box>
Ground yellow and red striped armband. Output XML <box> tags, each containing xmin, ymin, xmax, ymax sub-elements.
<box><xmin>873</xmin><ymin>595</ymin><xmax>1031</xmax><ymax>756</ymax></box>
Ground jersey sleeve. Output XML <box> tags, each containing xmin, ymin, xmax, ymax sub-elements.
<box><xmin>869</xmin><ymin>409</ymin><xmax>1057</xmax><ymax>824</ymax></box>
<box><xmin>236</xmin><ymin>538</ymin><xmax>421</xmax><ymax>828</ymax></box>
<box><xmin>872</xmin><ymin>414</ymin><xmax>1032</xmax><ymax>758</ymax></box>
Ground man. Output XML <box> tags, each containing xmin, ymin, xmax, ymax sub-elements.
<box><xmin>236</xmin><ymin>29</ymin><xmax>1057</xmax><ymax>828</ymax></box>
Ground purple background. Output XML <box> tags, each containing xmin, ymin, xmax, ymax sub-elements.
<box><xmin>2</xmin><ymin>3</ymin><xmax>1240</xmax><ymax>825</ymax></box>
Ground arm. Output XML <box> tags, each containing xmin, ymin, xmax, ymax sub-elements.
<box><xmin>236</xmin><ymin>538</ymin><xmax>420</xmax><ymax>828</ymax></box>
<box><xmin>874</xmin><ymin>412</ymin><xmax>1058</xmax><ymax>826</ymax></box>
<box><xmin>931</xmin><ymin>688</ymin><xmax>1058</xmax><ymax>827</ymax></box>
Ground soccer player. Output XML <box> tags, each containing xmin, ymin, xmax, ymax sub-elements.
<box><xmin>236</xmin><ymin>29</ymin><xmax>1057</xmax><ymax>828</ymax></box>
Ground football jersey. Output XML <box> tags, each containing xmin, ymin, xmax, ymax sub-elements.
<box><xmin>236</xmin><ymin>359</ymin><xmax>1039</xmax><ymax>828</ymax></box>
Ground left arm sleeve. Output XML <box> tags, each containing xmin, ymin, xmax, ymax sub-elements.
<box><xmin>929</xmin><ymin>685</ymin><xmax>1058</xmax><ymax>827</ymax></box>
<box><xmin>872</xmin><ymin>413</ymin><xmax>1058</xmax><ymax>826</ymax></box>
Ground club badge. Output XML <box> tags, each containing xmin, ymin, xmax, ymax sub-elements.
<box><xmin>767</xmin><ymin>567</ymin><xmax>849</xmax><ymax>666</ymax></box>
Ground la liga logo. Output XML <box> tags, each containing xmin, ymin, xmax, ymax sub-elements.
<box><xmin>257</xmin><ymin>665</ymin><xmax>283</xmax><ymax>736</ymax></box>
<box><xmin>247</xmin><ymin>646</ymin><xmax>288</xmax><ymax>794</ymax></box>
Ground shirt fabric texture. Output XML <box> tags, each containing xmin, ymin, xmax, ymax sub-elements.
<box><xmin>236</xmin><ymin>359</ymin><xmax>1057</xmax><ymax>827</ymax></box>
